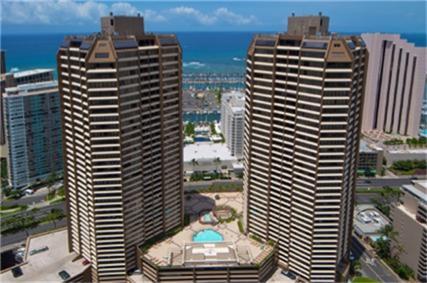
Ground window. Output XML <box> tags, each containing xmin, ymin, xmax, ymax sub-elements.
<box><xmin>95</xmin><ymin>53</ymin><xmax>109</xmax><ymax>59</ymax></box>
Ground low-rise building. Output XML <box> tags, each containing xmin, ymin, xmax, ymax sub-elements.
<box><xmin>354</xmin><ymin>204</ymin><xmax>390</xmax><ymax>242</ymax></box>
<box><xmin>383</xmin><ymin>147</ymin><xmax>427</xmax><ymax>167</ymax></box>
<box><xmin>221</xmin><ymin>91</ymin><xmax>244</xmax><ymax>159</ymax></box>
<box><xmin>136</xmin><ymin>192</ymin><xmax>277</xmax><ymax>282</ymax></box>
<box><xmin>183</xmin><ymin>142</ymin><xmax>238</xmax><ymax>174</ymax></box>
<box><xmin>0</xmin><ymin>229</ymin><xmax>90</xmax><ymax>282</ymax></box>
<box><xmin>391</xmin><ymin>180</ymin><xmax>427</xmax><ymax>282</ymax></box>
<box><xmin>3</xmin><ymin>79</ymin><xmax>62</xmax><ymax>189</ymax></box>
<box><xmin>358</xmin><ymin>140</ymin><xmax>383</xmax><ymax>175</ymax></box>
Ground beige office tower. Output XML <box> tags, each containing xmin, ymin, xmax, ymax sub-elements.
<box><xmin>57</xmin><ymin>15</ymin><xmax>183</xmax><ymax>282</ymax></box>
<box><xmin>243</xmin><ymin>14</ymin><xmax>367</xmax><ymax>282</ymax></box>
<box><xmin>361</xmin><ymin>33</ymin><xmax>426</xmax><ymax>136</ymax></box>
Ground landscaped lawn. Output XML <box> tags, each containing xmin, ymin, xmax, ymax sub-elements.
<box><xmin>353</xmin><ymin>276</ymin><xmax>379</xmax><ymax>283</ymax></box>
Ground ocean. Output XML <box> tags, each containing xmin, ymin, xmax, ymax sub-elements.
<box><xmin>1</xmin><ymin>32</ymin><xmax>426</xmax><ymax>75</ymax></box>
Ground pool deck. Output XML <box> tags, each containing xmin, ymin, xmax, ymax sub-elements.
<box><xmin>144</xmin><ymin>192</ymin><xmax>273</xmax><ymax>267</ymax></box>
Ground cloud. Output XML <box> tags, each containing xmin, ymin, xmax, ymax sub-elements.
<box><xmin>169</xmin><ymin>6</ymin><xmax>257</xmax><ymax>26</ymax></box>
<box><xmin>0</xmin><ymin>1</ymin><xmax>256</xmax><ymax>27</ymax></box>
<box><xmin>0</xmin><ymin>0</ymin><xmax>165</xmax><ymax>25</ymax></box>
<box><xmin>214</xmin><ymin>8</ymin><xmax>258</xmax><ymax>25</ymax></box>
<box><xmin>169</xmin><ymin>6</ymin><xmax>216</xmax><ymax>25</ymax></box>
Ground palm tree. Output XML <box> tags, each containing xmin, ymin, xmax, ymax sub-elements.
<box><xmin>44</xmin><ymin>208</ymin><xmax>65</xmax><ymax>228</ymax></box>
<box><xmin>377</xmin><ymin>224</ymin><xmax>403</xmax><ymax>258</ymax></box>
<box><xmin>46</xmin><ymin>172</ymin><xmax>57</xmax><ymax>194</ymax></box>
<box><xmin>191</xmin><ymin>158</ymin><xmax>199</xmax><ymax>167</ymax></box>
<box><xmin>213</xmin><ymin>157</ymin><xmax>221</xmax><ymax>173</ymax></box>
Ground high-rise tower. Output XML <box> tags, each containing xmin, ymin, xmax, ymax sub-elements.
<box><xmin>243</xmin><ymin>14</ymin><xmax>367</xmax><ymax>282</ymax></box>
<box><xmin>361</xmin><ymin>33</ymin><xmax>425</xmax><ymax>136</ymax></box>
<box><xmin>57</xmin><ymin>14</ymin><xmax>183</xmax><ymax>282</ymax></box>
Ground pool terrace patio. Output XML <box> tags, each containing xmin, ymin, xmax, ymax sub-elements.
<box><xmin>137</xmin><ymin>192</ymin><xmax>277</xmax><ymax>282</ymax></box>
<box><xmin>142</xmin><ymin>192</ymin><xmax>272</xmax><ymax>267</ymax></box>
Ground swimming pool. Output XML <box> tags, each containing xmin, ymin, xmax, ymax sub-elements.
<box><xmin>202</xmin><ymin>212</ymin><xmax>213</xmax><ymax>222</ymax></box>
<box><xmin>370</xmin><ymin>235</ymin><xmax>387</xmax><ymax>242</ymax></box>
<box><xmin>192</xmin><ymin>229</ymin><xmax>224</xmax><ymax>243</ymax></box>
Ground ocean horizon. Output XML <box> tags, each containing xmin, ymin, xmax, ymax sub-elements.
<box><xmin>1</xmin><ymin>32</ymin><xmax>426</xmax><ymax>75</ymax></box>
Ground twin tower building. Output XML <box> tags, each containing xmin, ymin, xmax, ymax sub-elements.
<box><xmin>57</xmin><ymin>14</ymin><xmax>367</xmax><ymax>282</ymax></box>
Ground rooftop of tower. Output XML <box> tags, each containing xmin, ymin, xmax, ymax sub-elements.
<box><xmin>59</xmin><ymin>14</ymin><xmax>179</xmax><ymax>51</ymax></box>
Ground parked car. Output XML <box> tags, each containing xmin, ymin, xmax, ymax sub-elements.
<box><xmin>11</xmin><ymin>267</ymin><xmax>23</xmax><ymax>278</ymax></box>
<box><xmin>281</xmin><ymin>270</ymin><xmax>297</xmax><ymax>280</ymax></box>
<box><xmin>29</xmin><ymin>246</ymin><xmax>49</xmax><ymax>256</ymax></box>
<box><xmin>58</xmin><ymin>270</ymin><xmax>70</xmax><ymax>280</ymax></box>
<box><xmin>82</xmin><ymin>259</ymin><xmax>90</xmax><ymax>265</ymax></box>
<box><xmin>24</xmin><ymin>189</ymin><xmax>34</xmax><ymax>195</ymax></box>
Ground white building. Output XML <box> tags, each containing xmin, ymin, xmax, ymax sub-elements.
<box><xmin>221</xmin><ymin>91</ymin><xmax>245</xmax><ymax>159</ymax></box>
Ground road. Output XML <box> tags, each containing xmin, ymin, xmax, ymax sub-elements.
<box><xmin>3</xmin><ymin>177</ymin><xmax>413</xmax><ymax>207</ymax></box>
<box><xmin>2</xmin><ymin>182</ymin><xmax>62</xmax><ymax>206</ymax></box>
<box><xmin>1</xmin><ymin>219</ymin><xmax>66</xmax><ymax>248</ymax></box>
<box><xmin>0</xmin><ymin>177</ymin><xmax>414</xmax><ymax>249</ymax></box>
<box><xmin>1</xmin><ymin>202</ymin><xmax>65</xmax><ymax>222</ymax></box>
<box><xmin>355</xmin><ymin>193</ymin><xmax>381</xmax><ymax>204</ymax></box>
<box><xmin>356</xmin><ymin>177</ymin><xmax>413</xmax><ymax>188</ymax></box>
<box><xmin>184</xmin><ymin>179</ymin><xmax>243</xmax><ymax>191</ymax></box>
<box><xmin>351</xmin><ymin>235</ymin><xmax>401</xmax><ymax>283</ymax></box>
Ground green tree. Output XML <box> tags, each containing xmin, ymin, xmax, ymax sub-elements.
<box><xmin>350</xmin><ymin>259</ymin><xmax>362</xmax><ymax>276</ymax></box>
<box><xmin>210</xmin><ymin>123</ymin><xmax>217</xmax><ymax>135</ymax></box>
<box><xmin>373</xmin><ymin>187</ymin><xmax>402</xmax><ymax>216</ymax></box>
<box><xmin>1</xmin><ymin>158</ymin><xmax>8</xmax><ymax>188</ymax></box>
<box><xmin>184</xmin><ymin>122</ymin><xmax>195</xmax><ymax>137</ymax></box>
<box><xmin>43</xmin><ymin>208</ymin><xmax>65</xmax><ymax>228</ymax></box>
<box><xmin>191</xmin><ymin>158</ymin><xmax>199</xmax><ymax>167</ymax></box>
<box><xmin>213</xmin><ymin>157</ymin><xmax>221</xmax><ymax>172</ymax></box>
<box><xmin>46</xmin><ymin>172</ymin><xmax>58</xmax><ymax>194</ymax></box>
<box><xmin>9</xmin><ymin>190</ymin><xmax>22</xmax><ymax>200</ymax></box>
<box><xmin>215</xmin><ymin>87</ymin><xmax>222</xmax><ymax>104</ymax></box>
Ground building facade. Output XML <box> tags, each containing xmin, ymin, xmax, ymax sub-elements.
<box><xmin>357</xmin><ymin>140</ymin><xmax>383</xmax><ymax>176</ymax></box>
<box><xmin>287</xmin><ymin>12</ymin><xmax>329</xmax><ymax>36</ymax></box>
<box><xmin>221</xmin><ymin>91</ymin><xmax>245</xmax><ymax>159</ymax></box>
<box><xmin>361</xmin><ymin>33</ymin><xmax>426</xmax><ymax>136</ymax></box>
<box><xmin>1</xmin><ymin>68</ymin><xmax>54</xmax><ymax>147</ymax></box>
<box><xmin>3</xmin><ymin>80</ymin><xmax>62</xmax><ymax>188</ymax></box>
<box><xmin>243</xmin><ymin>15</ymin><xmax>367</xmax><ymax>282</ymax></box>
<box><xmin>391</xmin><ymin>181</ymin><xmax>427</xmax><ymax>282</ymax></box>
<box><xmin>57</xmin><ymin>15</ymin><xmax>183</xmax><ymax>282</ymax></box>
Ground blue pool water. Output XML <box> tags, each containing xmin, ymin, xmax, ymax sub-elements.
<box><xmin>202</xmin><ymin>213</ymin><xmax>213</xmax><ymax>222</ymax></box>
<box><xmin>420</xmin><ymin>129</ymin><xmax>427</xmax><ymax>137</ymax></box>
<box><xmin>370</xmin><ymin>235</ymin><xmax>387</xmax><ymax>242</ymax></box>
<box><xmin>194</xmin><ymin>136</ymin><xmax>210</xmax><ymax>142</ymax></box>
<box><xmin>192</xmin><ymin>229</ymin><xmax>224</xmax><ymax>243</ymax></box>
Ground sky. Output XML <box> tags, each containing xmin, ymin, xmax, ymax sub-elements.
<box><xmin>1</xmin><ymin>0</ymin><xmax>426</xmax><ymax>34</ymax></box>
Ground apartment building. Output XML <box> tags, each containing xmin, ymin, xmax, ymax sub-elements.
<box><xmin>3</xmin><ymin>79</ymin><xmax>62</xmax><ymax>188</ymax></box>
<box><xmin>57</xmin><ymin>14</ymin><xmax>183</xmax><ymax>282</ymax></box>
<box><xmin>361</xmin><ymin>33</ymin><xmax>426</xmax><ymax>136</ymax></box>
<box><xmin>221</xmin><ymin>91</ymin><xmax>245</xmax><ymax>159</ymax></box>
<box><xmin>243</xmin><ymin>14</ymin><xmax>367</xmax><ymax>282</ymax></box>
<box><xmin>391</xmin><ymin>181</ymin><xmax>427</xmax><ymax>282</ymax></box>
